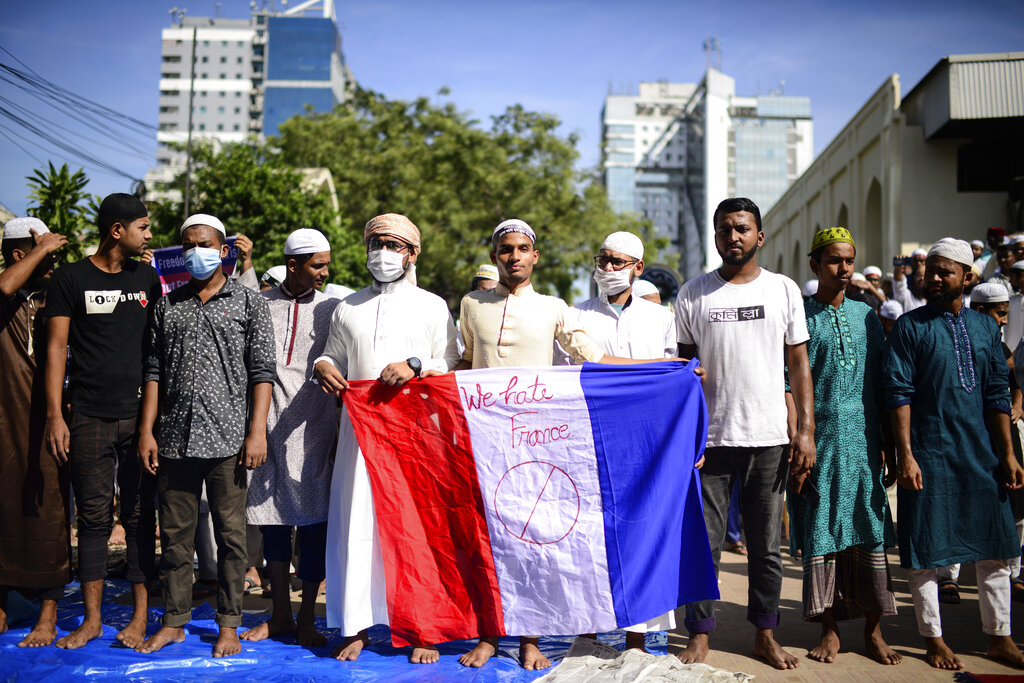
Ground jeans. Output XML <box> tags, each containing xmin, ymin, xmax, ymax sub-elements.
<box><xmin>69</xmin><ymin>413</ymin><xmax>156</xmax><ymax>584</ymax></box>
<box><xmin>157</xmin><ymin>455</ymin><xmax>247</xmax><ymax>628</ymax></box>
<box><xmin>684</xmin><ymin>445</ymin><xmax>788</xmax><ymax>633</ymax></box>
<box><xmin>260</xmin><ymin>522</ymin><xmax>328</xmax><ymax>584</ymax></box>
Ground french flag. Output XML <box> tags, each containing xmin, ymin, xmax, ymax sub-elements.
<box><xmin>340</xmin><ymin>361</ymin><xmax>717</xmax><ymax>648</ymax></box>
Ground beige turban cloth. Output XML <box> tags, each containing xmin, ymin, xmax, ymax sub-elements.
<box><xmin>928</xmin><ymin>237</ymin><xmax>973</xmax><ymax>268</ymax></box>
<box><xmin>364</xmin><ymin>213</ymin><xmax>421</xmax><ymax>253</ymax></box>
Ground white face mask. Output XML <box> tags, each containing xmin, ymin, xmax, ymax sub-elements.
<box><xmin>367</xmin><ymin>249</ymin><xmax>407</xmax><ymax>283</ymax></box>
<box><xmin>592</xmin><ymin>267</ymin><xmax>633</xmax><ymax>296</ymax></box>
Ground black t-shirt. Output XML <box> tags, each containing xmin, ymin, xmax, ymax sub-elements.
<box><xmin>46</xmin><ymin>258</ymin><xmax>162</xmax><ymax>418</ymax></box>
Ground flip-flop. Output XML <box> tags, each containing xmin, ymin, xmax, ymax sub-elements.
<box><xmin>243</xmin><ymin>576</ymin><xmax>258</xmax><ymax>595</ymax></box>
<box><xmin>937</xmin><ymin>581</ymin><xmax>960</xmax><ymax>605</ymax></box>
<box><xmin>724</xmin><ymin>541</ymin><xmax>748</xmax><ymax>556</ymax></box>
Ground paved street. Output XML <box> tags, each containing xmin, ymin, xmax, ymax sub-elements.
<box><xmin>672</xmin><ymin>488</ymin><xmax>1024</xmax><ymax>681</ymax></box>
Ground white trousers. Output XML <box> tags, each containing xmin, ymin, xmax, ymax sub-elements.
<box><xmin>908</xmin><ymin>560</ymin><xmax>1011</xmax><ymax>637</ymax></box>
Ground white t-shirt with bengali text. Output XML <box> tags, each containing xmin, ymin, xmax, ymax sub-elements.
<box><xmin>675</xmin><ymin>268</ymin><xmax>809</xmax><ymax>448</ymax></box>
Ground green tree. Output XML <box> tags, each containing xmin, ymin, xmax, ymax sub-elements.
<box><xmin>25</xmin><ymin>162</ymin><xmax>99</xmax><ymax>265</ymax></box>
<box><xmin>274</xmin><ymin>87</ymin><xmax>656</xmax><ymax>308</ymax></box>
<box><xmin>149</xmin><ymin>143</ymin><xmax>362</xmax><ymax>284</ymax></box>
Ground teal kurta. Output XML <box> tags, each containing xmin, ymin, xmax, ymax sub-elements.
<box><xmin>884</xmin><ymin>305</ymin><xmax>1018</xmax><ymax>569</ymax></box>
<box><xmin>790</xmin><ymin>298</ymin><xmax>895</xmax><ymax>558</ymax></box>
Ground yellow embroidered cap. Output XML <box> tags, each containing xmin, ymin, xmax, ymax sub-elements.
<box><xmin>809</xmin><ymin>226</ymin><xmax>855</xmax><ymax>255</ymax></box>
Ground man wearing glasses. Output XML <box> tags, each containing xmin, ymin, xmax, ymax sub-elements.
<box><xmin>314</xmin><ymin>214</ymin><xmax>460</xmax><ymax>665</ymax></box>
<box><xmin>561</xmin><ymin>231</ymin><xmax>677</xmax><ymax>651</ymax></box>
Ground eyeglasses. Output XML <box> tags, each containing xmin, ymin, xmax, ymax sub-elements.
<box><xmin>593</xmin><ymin>255</ymin><xmax>638</xmax><ymax>271</ymax></box>
<box><xmin>368</xmin><ymin>237</ymin><xmax>411</xmax><ymax>253</ymax></box>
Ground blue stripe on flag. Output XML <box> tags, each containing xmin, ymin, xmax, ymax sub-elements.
<box><xmin>580</xmin><ymin>360</ymin><xmax>718</xmax><ymax>628</ymax></box>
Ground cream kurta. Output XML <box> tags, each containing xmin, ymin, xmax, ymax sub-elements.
<box><xmin>459</xmin><ymin>282</ymin><xmax>605</xmax><ymax>367</ymax></box>
<box><xmin>318</xmin><ymin>277</ymin><xmax>460</xmax><ymax>635</ymax></box>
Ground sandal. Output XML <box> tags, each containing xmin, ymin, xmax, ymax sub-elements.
<box><xmin>937</xmin><ymin>581</ymin><xmax>960</xmax><ymax>605</ymax></box>
<box><xmin>243</xmin><ymin>576</ymin><xmax>258</xmax><ymax>595</ymax></box>
<box><xmin>724</xmin><ymin>541</ymin><xmax>747</xmax><ymax>556</ymax></box>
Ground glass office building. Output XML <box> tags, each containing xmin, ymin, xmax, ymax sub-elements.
<box><xmin>601</xmin><ymin>72</ymin><xmax>812</xmax><ymax>279</ymax></box>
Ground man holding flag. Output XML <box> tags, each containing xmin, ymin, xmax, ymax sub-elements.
<box><xmin>313</xmin><ymin>214</ymin><xmax>460</xmax><ymax>665</ymax></box>
<box><xmin>455</xmin><ymin>219</ymin><xmax>705</xmax><ymax>669</ymax></box>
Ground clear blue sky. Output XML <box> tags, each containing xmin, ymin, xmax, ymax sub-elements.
<box><xmin>1</xmin><ymin>0</ymin><xmax>1020</xmax><ymax>215</ymax></box>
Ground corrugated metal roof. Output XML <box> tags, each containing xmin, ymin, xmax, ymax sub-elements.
<box><xmin>950</xmin><ymin>58</ymin><xmax>1024</xmax><ymax>120</ymax></box>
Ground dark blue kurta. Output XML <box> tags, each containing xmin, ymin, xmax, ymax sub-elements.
<box><xmin>884</xmin><ymin>305</ymin><xmax>1018</xmax><ymax>569</ymax></box>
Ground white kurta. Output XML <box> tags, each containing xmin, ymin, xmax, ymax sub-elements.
<box><xmin>560</xmin><ymin>294</ymin><xmax>676</xmax><ymax>363</ymax></box>
<box><xmin>316</xmin><ymin>277</ymin><xmax>460</xmax><ymax>635</ymax></box>
<box><xmin>247</xmin><ymin>286</ymin><xmax>340</xmax><ymax>526</ymax></box>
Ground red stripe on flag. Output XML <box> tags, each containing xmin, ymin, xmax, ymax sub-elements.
<box><xmin>341</xmin><ymin>374</ymin><xmax>506</xmax><ymax>647</ymax></box>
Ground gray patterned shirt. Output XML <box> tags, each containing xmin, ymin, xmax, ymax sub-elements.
<box><xmin>144</xmin><ymin>277</ymin><xmax>276</xmax><ymax>459</ymax></box>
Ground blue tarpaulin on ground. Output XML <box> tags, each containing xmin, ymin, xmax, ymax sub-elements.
<box><xmin>1</xmin><ymin>581</ymin><xmax>667</xmax><ymax>681</ymax></box>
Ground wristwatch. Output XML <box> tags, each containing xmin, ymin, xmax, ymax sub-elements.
<box><xmin>406</xmin><ymin>357</ymin><xmax>422</xmax><ymax>377</ymax></box>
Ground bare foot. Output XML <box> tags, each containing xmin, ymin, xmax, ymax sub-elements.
<box><xmin>55</xmin><ymin>620</ymin><xmax>103</xmax><ymax>649</ymax></box>
<box><xmin>676</xmin><ymin>632</ymin><xmax>709</xmax><ymax>664</ymax></box>
<box><xmin>988</xmin><ymin>635</ymin><xmax>1024</xmax><ymax>668</ymax></box>
<box><xmin>295</xmin><ymin>622</ymin><xmax>327</xmax><ymax>647</ymax></box>
<box><xmin>753</xmin><ymin>629</ymin><xmax>799</xmax><ymax>670</ymax></box>
<box><xmin>213</xmin><ymin>627</ymin><xmax>241</xmax><ymax>657</ymax></box>
<box><xmin>333</xmin><ymin>631</ymin><xmax>369</xmax><ymax>661</ymax></box>
<box><xmin>116</xmin><ymin>619</ymin><xmax>148</xmax><ymax>649</ymax></box>
<box><xmin>459</xmin><ymin>637</ymin><xmax>498</xmax><ymax>667</ymax></box>
<box><xmin>807</xmin><ymin>629</ymin><xmax>840</xmax><ymax>663</ymax></box>
<box><xmin>136</xmin><ymin>626</ymin><xmax>186</xmax><ymax>653</ymax></box>
<box><xmin>411</xmin><ymin>643</ymin><xmax>440</xmax><ymax>663</ymax></box>
<box><xmin>625</xmin><ymin>631</ymin><xmax>648</xmax><ymax>652</ymax></box>
<box><xmin>240</xmin><ymin>616</ymin><xmax>295</xmax><ymax>642</ymax></box>
<box><xmin>864</xmin><ymin>630</ymin><xmax>902</xmax><ymax>665</ymax></box>
<box><xmin>18</xmin><ymin>621</ymin><xmax>57</xmax><ymax>647</ymax></box>
<box><xmin>520</xmin><ymin>638</ymin><xmax>550</xmax><ymax>670</ymax></box>
<box><xmin>108</xmin><ymin>523</ymin><xmax>126</xmax><ymax>546</ymax></box>
<box><xmin>924</xmin><ymin>637</ymin><xmax>963</xmax><ymax>670</ymax></box>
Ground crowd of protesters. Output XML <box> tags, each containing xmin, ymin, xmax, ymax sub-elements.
<box><xmin>1</xmin><ymin>193</ymin><xmax>1022</xmax><ymax>673</ymax></box>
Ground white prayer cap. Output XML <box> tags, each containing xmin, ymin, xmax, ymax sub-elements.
<box><xmin>492</xmin><ymin>218</ymin><xmax>536</xmax><ymax>246</ymax></box>
<box><xmin>180</xmin><ymin>213</ymin><xmax>226</xmax><ymax>236</ymax></box>
<box><xmin>879</xmin><ymin>300</ymin><xmax>903</xmax><ymax>320</ymax></box>
<box><xmin>473</xmin><ymin>264</ymin><xmax>499</xmax><ymax>281</ymax></box>
<box><xmin>600</xmin><ymin>231</ymin><xmax>644</xmax><ymax>261</ymax></box>
<box><xmin>911</xmin><ymin>248</ymin><xmax>928</xmax><ymax>258</ymax></box>
<box><xmin>631</xmin><ymin>278</ymin><xmax>659</xmax><ymax>298</ymax></box>
<box><xmin>284</xmin><ymin>228</ymin><xmax>330</xmax><ymax>255</ymax></box>
<box><xmin>971</xmin><ymin>239</ymin><xmax>985</xmax><ymax>248</ymax></box>
<box><xmin>802</xmin><ymin>279</ymin><xmax>818</xmax><ymax>297</ymax></box>
<box><xmin>1012</xmin><ymin>235</ymin><xmax>1024</xmax><ymax>245</ymax></box>
<box><xmin>261</xmin><ymin>265</ymin><xmax>287</xmax><ymax>286</ymax></box>
<box><xmin>927</xmin><ymin>237</ymin><xmax>974</xmax><ymax>268</ymax></box>
<box><xmin>971</xmin><ymin>282</ymin><xmax>1010</xmax><ymax>304</ymax></box>
<box><xmin>1011</xmin><ymin>261</ymin><xmax>1024</xmax><ymax>272</ymax></box>
<box><xmin>863</xmin><ymin>265</ymin><xmax>882</xmax><ymax>278</ymax></box>
<box><xmin>851</xmin><ymin>272</ymin><xmax>867</xmax><ymax>282</ymax></box>
<box><xmin>2</xmin><ymin>216</ymin><xmax>49</xmax><ymax>240</ymax></box>
<box><xmin>324</xmin><ymin>283</ymin><xmax>355</xmax><ymax>300</ymax></box>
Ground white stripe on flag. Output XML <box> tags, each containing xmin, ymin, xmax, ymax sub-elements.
<box><xmin>455</xmin><ymin>366</ymin><xmax>618</xmax><ymax>635</ymax></box>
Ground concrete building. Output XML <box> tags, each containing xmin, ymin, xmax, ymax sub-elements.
<box><xmin>145</xmin><ymin>0</ymin><xmax>354</xmax><ymax>200</ymax></box>
<box><xmin>601</xmin><ymin>71</ymin><xmax>812</xmax><ymax>280</ymax></box>
<box><xmin>760</xmin><ymin>52</ymin><xmax>1024</xmax><ymax>286</ymax></box>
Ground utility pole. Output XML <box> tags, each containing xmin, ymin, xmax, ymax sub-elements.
<box><xmin>184</xmin><ymin>24</ymin><xmax>197</xmax><ymax>216</ymax></box>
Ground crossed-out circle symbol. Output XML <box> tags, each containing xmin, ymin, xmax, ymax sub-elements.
<box><xmin>493</xmin><ymin>461</ymin><xmax>581</xmax><ymax>545</ymax></box>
